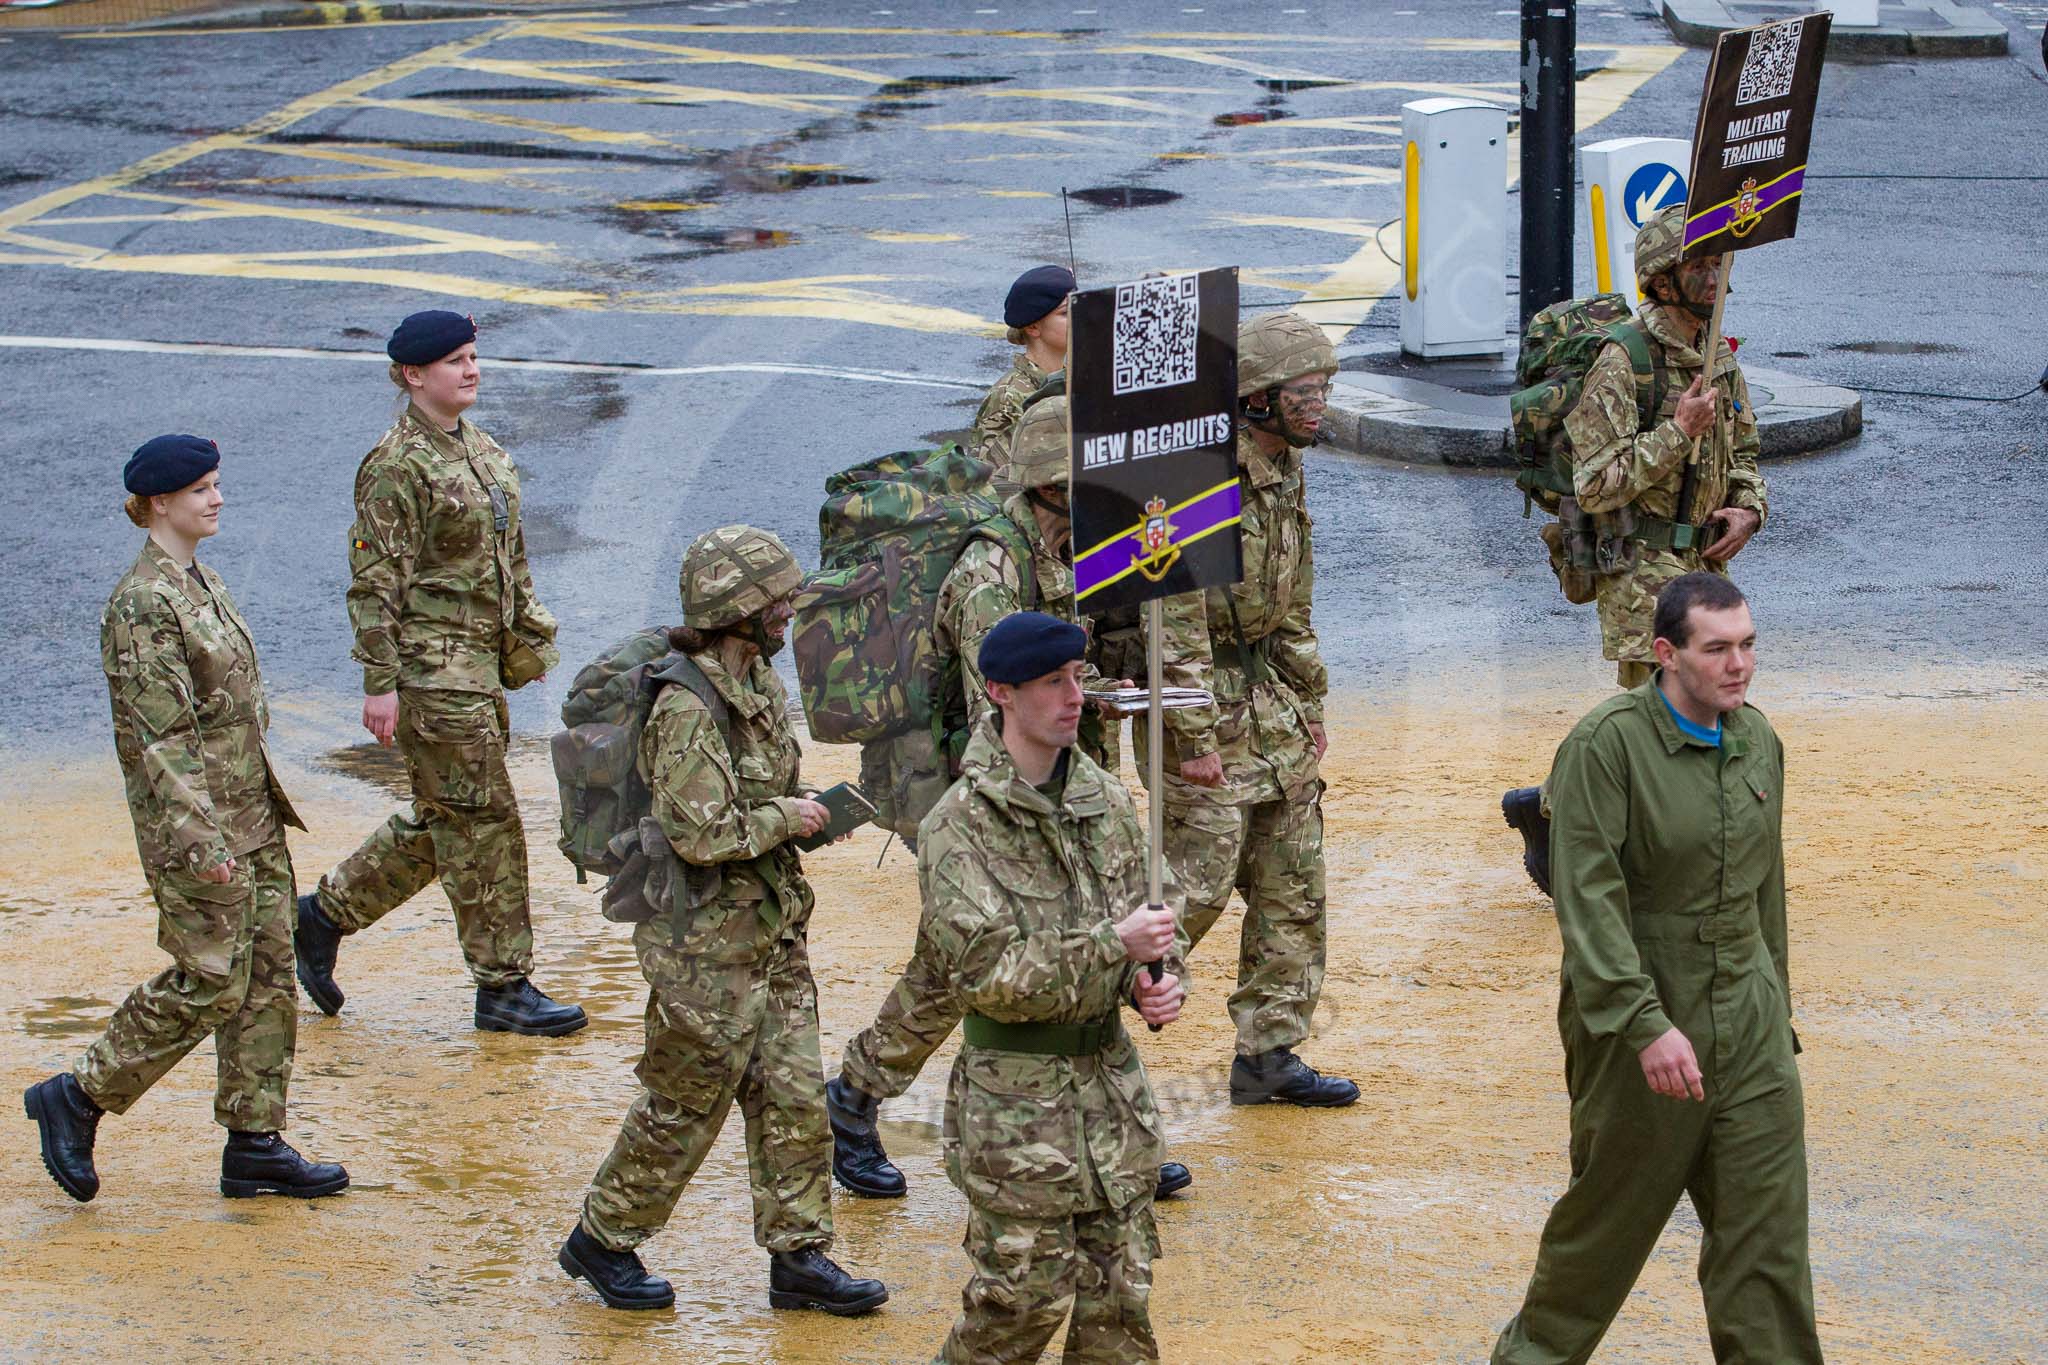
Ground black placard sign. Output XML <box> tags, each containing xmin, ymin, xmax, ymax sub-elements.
<box><xmin>1068</xmin><ymin>268</ymin><xmax>1242</xmax><ymax>613</ymax></box>
<box><xmin>1683</xmin><ymin>11</ymin><xmax>1831</xmax><ymax>259</ymax></box>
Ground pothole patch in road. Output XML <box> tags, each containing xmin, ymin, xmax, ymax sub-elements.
<box><xmin>1068</xmin><ymin>185</ymin><xmax>1182</xmax><ymax>209</ymax></box>
<box><xmin>402</xmin><ymin>86</ymin><xmax>605</xmax><ymax>103</ymax></box>
<box><xmin>1831</xmin><ymin>340</ymin><xmax>1967</xmax><ymax>356</ymax></box>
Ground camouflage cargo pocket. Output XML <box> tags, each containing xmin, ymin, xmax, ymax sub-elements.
<box><xmin>150</xmin><ymin>863</ymin><xmax>252</xmax><ymax>981</ymax></box>
<box><xmin>638</xmin><ymin>977</ymin><xmax>751</xmax><ymax>1115</ymax></box>
<box><xmin>955</xmin><ymin>1050</ymin><xmax>1081</xmax><ymax>1215</ymax></box>
<box><xmin>401</xmin><ymin>693</ymin><xmax>498</xmax><ymax>809</ymax></box>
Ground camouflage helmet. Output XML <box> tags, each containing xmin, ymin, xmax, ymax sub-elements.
<box><xmin>1634</xmin><ymin>203</ymin><xmax>1686</xmax><ymax>292</ymax></box>
<box><xmin>1005</xmin><ymin>394</ymin><xmax>1070</xmax><ymax>490</ymax></box>
<box><xmin>678</xmin><ymin>524</ymin><xmax>802</xmax><ymax>630</ymax></box>
<box><xmin>1238</xmin><ymin>311</ymin><xmax>1337</xmax><ymax>397</ymax></box>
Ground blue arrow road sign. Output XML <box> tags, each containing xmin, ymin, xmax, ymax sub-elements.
<box><xmin>1623</xmin><ymin>162</ymin><xmax>1688</xmax><ymax>228</ymax></box>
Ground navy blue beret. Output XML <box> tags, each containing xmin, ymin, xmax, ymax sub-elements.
<box><xmin>979</xmin><ymin>611</ymin><xmax>1087</xmax><ymax>686</ymax></box>
<box><xmin>123</xmin><ymin>434</ymin><xmax>220</xmax><ymax>496</ymax></box>
<box><xmin>387</xmin><ymin>309</ymin><xmax>477</xmax><ymax>365</ymax></box>
<box><xmin>1004</xmin><ymin>265</ymin><xmax>1076</xmax><ymax>329</ymax></box>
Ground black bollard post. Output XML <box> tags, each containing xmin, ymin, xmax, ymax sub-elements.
<box><xmin>1519</xmin><ymin>0</ymin><xmax>1576</xmax><ymax>330</ymax></box>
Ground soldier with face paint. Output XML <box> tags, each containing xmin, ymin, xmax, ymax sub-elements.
<box><xmin>1139</xmin><ymin>311</ymin><xmax>1359</xmax><ymax>1109</ymax></box>
<box><xmin>559</xmin><ymin>526</ymin><xmax>888</xmax><ymax>1320</ymax></box>
<box><xmin>24</xmin><ymin>436</ymin><xmax>347</xmax><ymax>1205</ymax></box>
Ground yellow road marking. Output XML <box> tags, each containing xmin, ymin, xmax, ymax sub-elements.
<box><xmin>430</xmin><ymin>58</ymin><xmax>846</xmax><ymax>113</ymax></box>
<box><xmin>865</xmin><ymin>230</ymin><xmax>964</xmax><ymax>243</ymax></box>
<box><xmin>615</xmin><ymin>200</ymin><xmax>710</xmax><ymax>212</ymax></box>
<box><xmin>982</xmin><ymin>190</ymin><xmax>1054</xmax><ymax>198</ymax></box>
<box><xmin>512</xmin><ymin>24</ymin><xmax>897</xmax><ymax>82</ymax></box>
<box><xmin>109</xmin><ymin>190</ymin><xmax>557</xmax><ymax>258</ymax></box>
<box><xmin>344</xmin><ymin>96</ymin><xmax>703</xmax><ymax>151</ymax></box>
<box><xmin>238</xmin><ymin>144</ymin><xmax>619</xmax><ymax>186</ymax></box>
<box><xmin>926</xmin><ymin>120</ymin><xmax>1163</xmax><ymax>145</ymax></box>
<box><xmin>1218</xmin><ymin>214</ymin><xmax>1382</xmax><ymax>237</ymax></box>
<box><xmin>973</xmin><ymin>87</ymin><xmax>1206</xmax><ymax>115</ymax></box>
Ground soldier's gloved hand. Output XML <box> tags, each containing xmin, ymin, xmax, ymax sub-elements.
<box><xmin>1134</xmin><ymin>970</ymin><xmax>1184</xmax><ymax>1028</ymax></box>
<box><xmin>1701</xmin><ymin>507</ymin><xmax>1761</xmax><ymax>563</ymax></box>
<box><xmin>362</xmin><ymin>690</ymin><xmax>399</xmax><ymax>747</ymax></box>
<box><xmin>1114</xmin><ymin>904</ymin><xmax>1177</xmax><ymax>962</ymax></box>
<box><xmin>1673</xmin><ymin>375</ymin><xmax>1716</xmax><ymax>440</ymax></box>
<box><xmin>1639</xmin><ymin>1026</ymin><xmax>1706</xmax><ymax>1102</ymax></box>
<box><xmin>1179</xmin><ymin>753</ymin><xmax>1225</xmax><ymax>788</ymax></box>
<box><xmin>196</xmin><ymin>855</ymin><xmax>238</xmax><ymax>886</ymax></box>
<box><xmin>792</xmin><ymin>799</ymin><xmax>831</xmax><ymax>838</ymax></box>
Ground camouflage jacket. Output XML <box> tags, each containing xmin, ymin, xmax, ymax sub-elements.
<box><xmin>923</xmin><ymin>721</ymin><xmax>1181</xmax><ymax>1217</ymax></box>
<box><xmin>639</xmin><ymin>648</ymin><xmax>815</xmax><ymax>964</ymax></box>
<box><xmin>970</xmin><ymin>353</ymin><xmax>1049</xmax><ymax>469</ymax></box>
<box><xmin>933</xmin><ymin>494</ymin><xmax>1085</xmax><ymax>740</ymax></box>
<box><xmin>101</xmin><ymin>539</ymin><xmax>304</xmax><ymax>874</ymax></box>
<box><xmin>1150</xmin><ymin>430</ymin><xmax>1326</xmax><ymax>805</ymax></box>
<box><xmin>1565</xmin><ymin>304</ymin><xmax>1768</xmax><ymax>531</ymax></box>
<box><xmin>346</xmin><ymin>404</ymin><xmax>559</xmax><ymax>696</ymax></box>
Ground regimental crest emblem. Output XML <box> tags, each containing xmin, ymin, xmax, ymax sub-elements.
<box><xmin>1730</xmin><ymin>177</ymin><xmax>1764</xmax><ymax>238</ymax></box>
<box><xmin>1134</xmin><ymin>496</ymin><xmax>1181</xmax><ymax>582</ymax></box>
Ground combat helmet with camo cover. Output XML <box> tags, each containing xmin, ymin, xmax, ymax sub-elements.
<box><xmin>680</xmin><ymin>524</ymin><xmax>803</xmax><ymax>630</ymax></box>
<box><xmin>1238</xmin><ymin>311</ymin><xmax>1337</xmax><ymax>398</ymax></box>
<box><xmin>1005</xmin><ymin>392</ymin><xmax>1070</xmax><ymax>491</ymax></box>
<box><xmin>1633</xmin><ymin>202</ymin><xmax>1687</xmax><ymax>296</ymax></box>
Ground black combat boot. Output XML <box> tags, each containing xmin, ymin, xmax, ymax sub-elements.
<box><xmin>23</xmin><ymin>1073</ymin><xmax>103</xmax><ymax>1203</ymax></box>
<box><xmin>474</xmin><ymin>978</ymin><xmax>588</xmax><ymax>1037</ymax></box>
<box><xmin>1500</xmin><ymin>787</ymin><xmax>1552</xmax><ymax>897</ymax></box>
<box><xmin>768</xmin><ymin>1248</ymin><xmax>889</xmax><ymax>1316</ymax></box>
<box><xmin>825</xmin><ymin>1076</ymin><xmax>906</xmax><ymax>1198</ymax></box>
<box><xmin>1155</xmin><ymin>1161</ymin><xmax>1193</xmax><ymax>1200</ymax></box>
<box><xmin>558</xmin><ymin>1224</ymin><xmax>675</xmax><ymax>1310</ymax></box>
<box><xmin>220</xmin><ymin>1131</ymin><xmax>350</xmax><ymax>1198</ymax></box>
<box><xmin>295</xmin><ymin>892</ymin><xmax>347</xmax><ymax>1016</ymax></box>
<box><xmin>1229</xmin><ymin>1047</ymin><xmax>1360</xmax><ymax>1108</ymax></box>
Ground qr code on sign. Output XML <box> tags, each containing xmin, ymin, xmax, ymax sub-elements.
<box><xmin>1733</xmin><ymin>18</ymin><xmax>1803</xmax><ymax>106</ymax></box>
<box><xmin>1112</xmin><ymin>274</ymin><xmax>1200</xmax><ymax>395</ymax></box>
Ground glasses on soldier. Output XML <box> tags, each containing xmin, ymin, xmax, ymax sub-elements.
<box><xmin>1277</xmin><ymin>380</ymin><xmax>1331</xmax><ymax>404</ymax></box>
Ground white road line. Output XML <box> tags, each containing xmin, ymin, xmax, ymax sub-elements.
<box><xmin>0</xmin><ymin>334</ymin><xmax>982</xmax><ymax>391</ymax></box>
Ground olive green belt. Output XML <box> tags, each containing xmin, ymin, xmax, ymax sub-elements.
<box><xmin>1631</xmin><ymin>514</ymin><xmax>1713</xmax><ymax>554</ymax></box>
<box><xmin>963</xmin><ymin>1015</ymin><xmax>1121</xmax><ymax>1056</ymax></box>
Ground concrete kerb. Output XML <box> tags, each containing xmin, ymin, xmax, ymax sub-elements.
<box><xmin>1660</xmin><ymin>0</ymin><xmax>2008</xmax><ymax>57</ymax></box>
<box><xmin>1321</xmin><ymin>342</ymin><xmax>1861</xmax><ymax>468</ymax></box>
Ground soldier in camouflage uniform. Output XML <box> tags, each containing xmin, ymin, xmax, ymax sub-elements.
<box><xmin>558</xmin><ymin>526</ymin><xmax>888</xmax><ymax>1317</ymax></box>
<box><xmin>827</xmin><ymin>397</ymin><xmax>1190</xmax><ymax>1205</ymax></box>
<box><xmin>25</xmin><ymin>436</ymin><xmax>348</xmax><ymax>1203</ymax></box>
<box><xmin>1502</xmin><ymin>205</ymin><xmax>1769</xmax><ymax>894</ymax></box>
<box><xmin>972</xmin><ymin>264</ymin><xmax>1073</xmax><ymax>473</ymax></box>
<box><xmin>921</xmin><ymin>610</ymin><xmax>1186</xmax><ymax>1364</ymax></box>
<box><xmin>1140</xmin><ymin>311</ymin><xmax>1359</xmax><ymax>1107</ymax></box>
<box><xmin>293</xmin><ymin>311</ymin><xmax>585</xmax><ymax>1037</ymax></box>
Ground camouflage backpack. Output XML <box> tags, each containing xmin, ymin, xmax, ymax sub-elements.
<box><xmin>1509</xmin><ymin>294</ymin><xmax>1665</xmax><ymax>602</ymax></box>
<box><xmin>791</xmin><ymin>445</ymin><xmax>1034</xmax><ymax>838</ymax></box>
<box><xmin>550</xmin><ymin>627</ymin><xmax>729</xmax><ymax>917</ymax></box>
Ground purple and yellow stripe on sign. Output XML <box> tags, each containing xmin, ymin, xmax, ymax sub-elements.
<box><xmin>1684</xmin><ymin>164</ymin><xmax>1806</xmax><ymax>251</ymax></box>
<box><xmin>1075</xmin><ymin>477</ymin><xmax>1242</xmax><ymax>603</ymax></box>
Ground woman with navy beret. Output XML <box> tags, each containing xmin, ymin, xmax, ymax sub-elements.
<box><xmin>23</xmin><ymin>437</ymin><xmax>349</xmax><ymax>1203</ymax></box>
<box><xmin>292</xmin><ymin>311</ymin><xmax>583</xmax><ymax>1037</ymax></box>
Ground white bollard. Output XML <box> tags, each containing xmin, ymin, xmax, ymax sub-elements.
<box><xmin>1581</xmin><ymin>137</ymin><xmax>1691</xmax><ymax>303</ymax></box>
<box><xmin>1399</xmin><ymin>97</ymin><xmax>1509</xmax><ymax>359</ymax></box>
<box><xmin>1834</xmin><ymin>0</ymin><xmax>1881</xmax><ymax>28</ymax></box>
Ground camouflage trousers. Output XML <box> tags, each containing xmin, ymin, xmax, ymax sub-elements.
<box><xmin>1595</xmin><ymin>549</ymin><xmax>1716</xmax><ymax>669</ymax></box>
<box><xmin>936</xmin><ymin>1199</ymin><xmax>1159</xmax><ymax>1364</ymax></box>
<box><xmin>841</xmin><ymin>909</ymin><xmax>958</xmax><ymax>1100</ymax></box>
<box><xmin>75</xmin><ymin>838</ymin><xmax>296</xmax><ymax>1132</ymax></box>
<box><xmin>1164</xmin><ymin>790</ymin><xmax>1327</xmax><ymax>1057</ymax></box>
<box><xmin>581</xmin><ymin>926</ymin><xmax>833</xmax><ymax>1254</ymax></box>
<box><xmin>316</xmin><ymin>688</ymin><xmax>534</xmax><ymax>989</ymax></box>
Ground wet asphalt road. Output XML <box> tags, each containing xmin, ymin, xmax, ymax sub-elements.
<box><xmin>1</xmin><ymin>0</ymin><xmax>2044</xmax><ymax>760</ymax></box>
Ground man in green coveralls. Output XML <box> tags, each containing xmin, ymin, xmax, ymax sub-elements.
<box><xmin>1491</xmin><ymin>573</ymin><xmax>1822</xmax><ymax>1364</ymax></box>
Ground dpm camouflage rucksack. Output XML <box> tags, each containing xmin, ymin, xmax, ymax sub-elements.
<box><xmin>1509</xmin><ymin>293</ymin><xmax>1664</xmax><ymax>601</ymax></box>
<box><xmin>790</xmin><ymin>444</ymin><xmax>1032</xmax><ymax>839</ymax></box>
<box><xmin>550</xmin><ymin>627</ymin><xmax>729</xmax><ymax>917</ymax></box>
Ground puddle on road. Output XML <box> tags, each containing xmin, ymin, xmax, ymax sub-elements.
<box><xmin>23</xmin><ymin>996</ymin><xmax>114</xmax><ymax>1038</ymax></box>
<box><xmin>318</xmin><ymin>742</ymin><xmax>412</xmax><ymax>799</ymax></box>
<box><xmin>1213</xmin><ymin>108</ymin><xmax>1295</xmax><ymax>126</ymax></box>
<box><xmin>1832</xmin><ymin>340</ymin><xmax>1967</xmax><ymax>356</ymax></box>
<box><xmin>255</xmin><ymin>131</ymin><xmax>695</xmax><ymax>170</ymax></box>
<box><xmin>855</xmin><ymin>100</ymin><xmax>938</xmax><ymax>120</ymax></box>
<box><xmin>1068</xmin><ymin>184</ymin><xmax>1182</xmax><ymax>209</ymax></box>
<box><xmin>874</xmin><ymin>74</ymin><xmax>1013</xmax><ymax>96</ymax></box>
<box><xmin>1254</xmin><ymin>78</ymin><xmax>1348</xmax><ymax>93</ymax></box>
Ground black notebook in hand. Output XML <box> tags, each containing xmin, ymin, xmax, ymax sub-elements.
<box><xmin>793</xmin><ymin>782</ymin><xmax>879</xmax><ymax>852</ymax></box>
